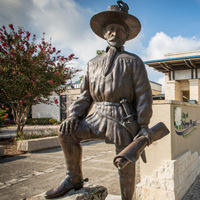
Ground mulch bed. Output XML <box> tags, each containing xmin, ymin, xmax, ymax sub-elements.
<box><xmin>0</xmin><ymin>138</ymin><xmax>25</xmax><ymax>157</ymax></box>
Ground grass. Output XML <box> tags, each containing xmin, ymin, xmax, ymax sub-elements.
<box><xmin>15</xmin><ymin>128</ymin><xmax>58</xmax><ymax>141</ymax></box>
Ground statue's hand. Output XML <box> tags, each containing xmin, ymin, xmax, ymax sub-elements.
<box><xmin>134</xmin><ymin>127</ymin><xmax>153</xmax><ymax>145</ymax></box>
<box><xmin>59</xmin><ymin>116</ymin><xmax>80</xmax><ymax>136</ymax></box>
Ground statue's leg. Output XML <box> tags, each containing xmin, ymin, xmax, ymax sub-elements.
<box><xmin>116</xmin><ymin>145</ymin><xmax>136</xmax><ymax>200</ymax></box>
<box><xmin>45</xmin><ymin>120</ymin><xmax>93</xmax><ymax>199</ymax></box>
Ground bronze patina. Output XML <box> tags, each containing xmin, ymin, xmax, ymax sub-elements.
<box><xmin>44</xmin><ymin>1</ymin><xmax>169</xmax><ymax>200</ymax></box>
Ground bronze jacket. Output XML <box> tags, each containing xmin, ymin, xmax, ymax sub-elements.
<box><xmin>69</xmin><ymin>48</ymin><xmax>153</xmax><ymax>145</ymax></box>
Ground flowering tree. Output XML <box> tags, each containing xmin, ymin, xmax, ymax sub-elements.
<box><xmin>0</xmin><ymin>105</ymin><xmax>8</xmax><ymax>128</ymax></box>
<box><xmin>0</xmin><ymin>24</ymin><xmax>79</xmax><ymax>134</ymax></box>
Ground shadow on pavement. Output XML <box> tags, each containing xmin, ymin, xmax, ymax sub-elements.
<box><xmin>0</xmin><ymin>155</ymin><xmax>28</xmax><ymax>164</ymax></box>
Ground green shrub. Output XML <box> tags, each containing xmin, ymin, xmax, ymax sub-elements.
<box><xmin>0</xmin><ymin>109</ymin><xmax>7</xmax><ymax>128</ymax></box>
<box><xmin>49</xmin><ymin>118</ymin><xmax>60</xmax><ymax>124</ymax></box>
<box><xmin>15</xmin><ymin>131</ymin><xmax>58</xmax><ymax>141</ymax></box>
<box><xmin>26</xmin><ymin>118</ymin><xmax>61</xmax><ymax>125</ymax></box>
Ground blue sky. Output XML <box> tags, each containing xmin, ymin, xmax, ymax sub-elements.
<box><xmin>1</xmin><ymin>0</ymin><xmax>200</xmax><ymax>87</ymax></box>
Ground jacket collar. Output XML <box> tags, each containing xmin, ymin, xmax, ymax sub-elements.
<box><xmin>106</xmin><ymin>46</ymin><xmax>124</xmax><ymax>52</ymax></box>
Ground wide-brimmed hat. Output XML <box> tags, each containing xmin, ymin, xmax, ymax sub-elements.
<box><xmin>90</xmin><ymin>1</ymin><xmax>141</xmax><ymax>41</ymax></box>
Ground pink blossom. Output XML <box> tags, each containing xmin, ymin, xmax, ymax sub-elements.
<box><xmin>19</xmin><ymin>29</ymin><xmax>23</xmax><ymax>34</ymax></box>
<box><xmin>9</xmin><ymin>24</ymin><xmax>14</xmax><ymax>31</ymax></box>
<box><xmin>54</xmin><ymin>99</ymin><xmax>58</xmax><ymax>104</ymax></box>
<box><xmin>54</xmin><ymin>72</ymin><xmax>58</xmax><ymax>75</ymax></box>
<box><xmin>48</xmin><ymin>80</ymin><xmax>53</xmax><ymax>84</ymax></box>
<box><xmin>68</xmin><ymin>54</ymin><xmax>75</xmax><ymax>59</ymax></box>
<box><xmin>11</xmin><ymin>51</ymin><xmax>15</xmax><ymax>56</ymax></box>
<box><xmin>14</xmin><ymin>33</ymin><xmax>19</xmax><ymax>39</ymax></box>
<box><xmin>12</xmin><ymin>71</ymin><xmax>16</xmax><ymax>74</ymax></box>
<box><xmin>56</xmin><ymin>50</ymin><xmax>61</xmax><ymax>55</ymax></box>
<box><xmin>26</xmin><ymin>31</ymin><xmax>30</xmax><ymax>38</ymax></box>
<box><xmin>0</xmin><ymin>35</ymin><xmax>5</xmax><ymax>40</ymax></box>
<box><xmin>31</xmin><ymin>80</ymin><xmax>35</xmax><ymax>84</ymax></box>
<box><xmin>2</xmin><ymin>42</ymin><xmax>7</xmax><ymax>47</ymax></box>
<box><xmin>20</xmin><ymin>100</ymin><xmax>22</xmax><ymax>103</ymax></box>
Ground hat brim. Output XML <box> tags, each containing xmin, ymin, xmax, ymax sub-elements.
<box><xmin>90</xmin><ymin>11</ymin><xmax>141</xmax><ymax>41</ymax></box>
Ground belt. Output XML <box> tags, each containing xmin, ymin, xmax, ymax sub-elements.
<box><xmin>95</xmin><ymin>101</ymin><xmax>121</xmax><ymax>106</ymax></box>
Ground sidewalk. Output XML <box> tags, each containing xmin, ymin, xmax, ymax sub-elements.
<box><xmin>0</xmin><ymin>126</ymin><xmax>199</xmax><ymax>199</ymax></box>
<box><xmin>0</xmin><ymin>141</ymin><xmax>121</xmax><ymax>200</ymax></box>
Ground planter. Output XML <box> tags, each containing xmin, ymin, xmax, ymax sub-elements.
<box><xmin>17</xmin><ymin>136</ymin><xmax>60</xmax><ymax>152</ymax></box>
<box><xmin>0</xmin><ymin>145</ymin><xmax>4</xmax><ymax>157</ymax></box>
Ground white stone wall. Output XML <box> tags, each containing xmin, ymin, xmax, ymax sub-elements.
<box><xmin>165</xmin><ymin>50</ymin><xmax>200</xmax><ymax>58</ymax></box>
<box><xmin>165</xmin><ymin>80</ymin><xmax>182</xmax><ymax>101</ymax></box>
<box><xmin>32</xmin><ymin>94</ymin><xmax>60</xmax><ymax>121</ymax></box>
<box><xmin>174</xmin><ymin>70</ymin><xmax>191</xmax><ymax>80</ymax></box>
<box><xmin>136</xmin><ymin>151</ymin><xmax>200</xmax><ymax>200</ymax></box>
<box><xmin>189</xmin><ymin>79</ymin><xmax>200</xmax><ymax>103</ymax></box>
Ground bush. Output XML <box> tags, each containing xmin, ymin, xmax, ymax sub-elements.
<box><xmin>15</xmin><ymin>131</ymin><xmax>58</xmax><ymax>141</ymax></box>
<box><xmin>0</xmin><ymin>109</ymin><xmax>7</xmax><ymax>128</ymax></box>
<box><xmin>26</xmin><ymin>118</ymin><xmax>61</xmax><ymax>125</ymax></box>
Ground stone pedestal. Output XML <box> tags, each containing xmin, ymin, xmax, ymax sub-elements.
<box><xmin>137</xmin><ymin>151</ymin><xmax>200</xmax><ymax>200</ymax></box>
<box><xmin>24</xmin><ymin>185</ymin><xmax>108</xmax><ymax>200</ymax></box>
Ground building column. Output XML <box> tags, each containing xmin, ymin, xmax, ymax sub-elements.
<box><xmin>189</xmin><ymin>79</ymin><xmax>200</xmax><ymax>104</ymax></box>
<box><xmin>165</xmin><ymin>80</ymin><xmax>182</xmax><ymax>101</ymax></box>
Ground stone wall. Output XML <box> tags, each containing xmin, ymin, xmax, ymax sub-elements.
<box><xmin>32</xmin><ymin>93</ymin><xmax>60</xmax><ymax>120</ymax></box>
<box><xmin>136</xmin><ymin>151</ymin><xmax>200</xmax><ymax>200</ymax></box>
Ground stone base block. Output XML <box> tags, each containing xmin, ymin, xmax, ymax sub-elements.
<box><xmin>24</xmin><ymin>185</ymin><xmax>108</xmax><ymax>200</ymax></box>
<box><xmin>17</xmin><ymin>136</ymin><xmax>60</xmax><ymax>152</ymax></box>
<box><xmin>137</xmin><ymin>151</ymin><xmax>200</xmax><ymax>200</ymax></box>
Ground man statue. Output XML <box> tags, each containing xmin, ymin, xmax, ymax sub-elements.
<box><xmin>45</xmin><ymin>1</ymin><xmax>153</xmax><ymax>200</ymax></box>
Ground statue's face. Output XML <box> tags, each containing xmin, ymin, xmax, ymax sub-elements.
<box><xmin>103</xmin><ymin>23</ymin><xmax>128</xmax><ymax>47</ymax></box>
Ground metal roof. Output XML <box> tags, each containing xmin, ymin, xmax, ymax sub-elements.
<box><xmin>144</xmin><ymin>55</ymin><xmax>200</xmax><ymax>73</ymax></box>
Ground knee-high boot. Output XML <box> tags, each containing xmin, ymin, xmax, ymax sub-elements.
<box><xmin>44</xmin><ymin>134</ymin><xmax>84</xmax><ymax>199</ymax></box>
<box><xmin>59</xmin><ymin>134</ymin><xmax>83</xmax><ymax>183</ymax></box>
<box><xmin>118</xmin><ymin>162</ymin><xmax>136</xmax><ymax>200</ymax></box>
<box><xmin>116</xmin><ymin>145</ymin><xmax>136</xmax><ymax>200</ymax></box>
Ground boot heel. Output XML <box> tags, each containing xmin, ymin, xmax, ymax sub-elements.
<box><xmin>74</xmin><ymin>185</ymin><xmax>83</xmax><ymax>191</ymax></box>
<box><xmin>74</xmin><ymin>178</ymin><xmax>88</xmax><ymax>191</ymax></box>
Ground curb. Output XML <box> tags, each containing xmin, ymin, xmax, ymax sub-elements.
<box><xmin>17</xmin><ymin>136</ymin><xmax>60</xmax><ymax>152</ymax></box>
<box><xmin>0</xmin><ymin>145</ymin><xmax>4</xmax><ymax>157</ymax></box>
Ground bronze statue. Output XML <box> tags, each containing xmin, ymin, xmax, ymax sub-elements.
<box><xmin>45</xmin><ymin>1</ymin><xmax>168</xmax><ymax>200</ymax></box>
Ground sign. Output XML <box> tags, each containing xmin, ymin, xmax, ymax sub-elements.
<box><xmin>174</xmin><ymin>106</ymin><xmax>199</xmax><ymax>138</ymax></box>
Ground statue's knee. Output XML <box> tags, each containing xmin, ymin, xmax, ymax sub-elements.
<box><xmin>58</xmin><ymin>131</ymin><xmax>78</xmax><ymax>143</ymax></box>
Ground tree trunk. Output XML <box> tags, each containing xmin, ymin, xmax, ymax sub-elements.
<box><xmin>16</xmin><ymin>124</ymin><xmax>24</xmax><ymax>133</ymax></box>
<box><xmin>11</xmin><ymin>104</ymin><xmax>30</xmax><ymax>135</ymax></box>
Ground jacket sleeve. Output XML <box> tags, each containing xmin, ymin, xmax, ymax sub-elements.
<box><xmin>68</xmin><ymin>64</ymin><xmax>93</xmax><ymax>118</ymax></box>
<box><xmin>132</xmin><ymin>56</ymin><xmax>153</xmax><ymax>127</ymax></box>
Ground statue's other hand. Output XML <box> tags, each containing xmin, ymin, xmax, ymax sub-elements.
<box><xmin>134</xmin><ymin>127</ymin><xmax>153</xmax><ymax>145</ymax></box>
<box><xmin>59</xmin><ymin>116</ymin><xmax>80</xmax><ymax>136</ymax></box>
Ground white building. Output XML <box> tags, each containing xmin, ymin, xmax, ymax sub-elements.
<box><xmin>32</xmin><ymin>81</ymin><xmax>162</xmax><ymax>121</ymax></box>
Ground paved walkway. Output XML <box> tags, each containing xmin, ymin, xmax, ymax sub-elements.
<box><xmin>0</xmin><ymin>141</ymin><xmax>121</xmax><ymax>200</ymax></box>
<box><xmin>0</xmin><ymin>126</ymin><xmax>200</xmax><ymax>199</ymax></box>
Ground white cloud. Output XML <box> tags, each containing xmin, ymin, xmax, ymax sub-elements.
<box><xmin>0</xmin><ymin>0</ymin><xmax>107</xmax><ymax>66</ymax></box>
<box><xmin>144</xmin><ymin>32</ymin><xmax>200</xmax><ymax>60</ymax></box>
<box><xmin>28</xmin><ymin>0</ymin><xmax>107</xmax><ymax>64</ymax></box>
<box><xmin>2</xmin><ymin>1</ymin><xmax>200</xmax><ymax>85</ymax></box>
<box><xmin>143</xmin><ymin>32</ymin><xmax>200</xmax><ymax>84</ymax></box>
